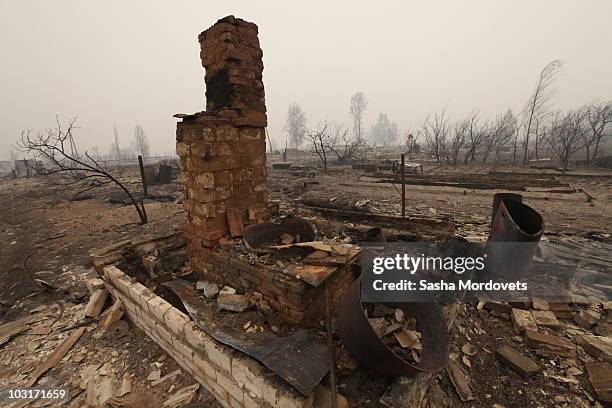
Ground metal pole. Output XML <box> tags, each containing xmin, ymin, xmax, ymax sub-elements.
<box><xmin>138</xmin><ymin>155</ymin><xmax>148</xmax><ymax>198</ymax></box>
<box><xmin>325</xmin><ymin>283</ymin><xmax>338</xmax><ymax>408</ymax></box>
<box><xmin>401</xmin><ymin>153</ymin><xmax>406</xmax><ymax>217</ymax></box>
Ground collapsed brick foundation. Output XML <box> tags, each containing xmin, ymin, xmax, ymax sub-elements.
<box><xmin>191</xmin><ymin>248</ymin><xmax>357</xmax><ymax>326</ymax></box>
<box><xmin>101</xmin><ymin>264</ymin><xmax>308</xmax><ymax>408</ymax></box>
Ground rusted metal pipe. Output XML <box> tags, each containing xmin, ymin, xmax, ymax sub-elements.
<box><xmin>491</xmin><ymin>192</ymin><xmax>523</xmax><ymax>225</ymax></box>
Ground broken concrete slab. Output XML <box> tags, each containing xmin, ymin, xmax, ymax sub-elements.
<box><xmin>511</xmin><ymin>308</ymin><xmax>538</xmax><ymax>333</ymax></box>
<box><xmin>524</xmin><ymin>330</ymin><xmax>576</xmax><ymax>357</ymax></box>
<box><xmin>217</xmin><ymin>293</ymin><xmax>250</xmax><ymax>312</ymax></box>
<box><xmin>496</xmin><ymin>344</ymin><xmax>539</xmax><ymax>378</ymax></box>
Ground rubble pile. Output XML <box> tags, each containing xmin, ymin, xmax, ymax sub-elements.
<box><xmin>365</xmin><ymin>304</ymin><xmax>423</xmax><ymax>364</ymax></box>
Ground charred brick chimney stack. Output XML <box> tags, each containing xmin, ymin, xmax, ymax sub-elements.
<box><xmin>176</xmin><ymin>16</ymin><xmax>269</xmax><ymax>251</ymax></box>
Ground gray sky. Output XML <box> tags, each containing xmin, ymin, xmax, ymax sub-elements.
<box><xmin>1</xmin><ymin>0</ymin><xmax>611</xmax><ymax>159</ymax></box>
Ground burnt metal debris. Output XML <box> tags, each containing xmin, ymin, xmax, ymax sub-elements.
<box><xmin>243</xmin><ymin>217</ymin><xmax>316</xmax><ymax>253</ymax></box>
<box><xmin>164</xmin><ymin>279</ymin><xmax>329</xmax><ymax>396</ymax></box>
<box><xmin>336</xmin><ymin>278</ymin><xmax>449</xmax><ymax>376</ymax></box>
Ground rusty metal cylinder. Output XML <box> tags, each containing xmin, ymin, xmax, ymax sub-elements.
<box><xmin>491</xmin><ymin>193</ymin><xmax>523</xmax><ymax>225</ymax></box>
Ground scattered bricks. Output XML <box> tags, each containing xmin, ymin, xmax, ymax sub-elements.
<box><xmin>197</xmin><ymin>280</ymin><xmax>220</xmax><ymax>298</ymax></box>
<box><xmin>496</xmin><ymin>344</ymin><xmax>540</xmax><ymax>378</ymax></box>
<box><xmin>446</xmin><ymin>359</ymin><xmax>474</xmax><ymax>402</ymax></box>
<box><xmin>142</xmin><ymin>255</ymin><xmax>162</xmax><ymax>277</ymax></box>
<box><xmin>524</xmin><ymin>330</ymin><xmax>576</xmax><ymax>357</ymax></box>
<box><xmin>531</xmin><ymin>310</ymin><xmax>561</xmax><ymax>328</ymax></box>
<box><xmin>216</xmin><ymin>369</ymin><xmax>244</xmax><ymax>403</ymax></box>
<box><xmin>218</xmin><ymin>293</ymin><xmax>250</xmax><ymax>312</ymax></box>
<box><xmin>511</xmin><ymin>308</ymin><xmax>538</xmax><ymax>333</ymax></box>
<box><xmin>574</xmin><ymin>309</ymin><xmax>601</xmax><ymax>329</ymax></box>
<box><xmin>164</xmin><ymin>308</ymin><xmax>190</xmax><ymax>338</ymax></box>
<box><xmin>84</xmin><ymin>289</ymin><xmax>109</xmax><ymax>318</ymax></box>
<box><xmin>102</xmin><ymin>299</ymin><xmax>124</xmax><ymax>331</ymax></box>
<box><xmin>205</xmin><ymin>339</ymin><xmax>233</xmax><ymax>373</ymax></box>
<box><xmin>86</xmin><ymin>278</ymin><xmax>105</xmax><ymax>294</ymax></box>
<box><xmin>549</xmin><ymin>303</ymin><xmax>573</xmax><ymax>319</ymax></box>
<box><xmin>585</xmin><ymin>363</ymin><xmax>612</xmax><ymax>403</ymax></box>
<box><xmin>577</xmin><ymin>335</ymin><xmax>612</xmax><ymax>363</ymax></box>
<box><xmin>531</xmin><ymin>298</ymin><xmax>550</xmax><ymax>311</ymax></box>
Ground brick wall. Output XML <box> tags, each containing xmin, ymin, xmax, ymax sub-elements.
<box><xmin>191</xmin><ymin>248</ymin><xmax>357</xmax><ymax>327</ymax></box>
<box><xmin>102</xmin><ymin>265</ymin><xmax>308</xmax><ymax>408</ymax></box>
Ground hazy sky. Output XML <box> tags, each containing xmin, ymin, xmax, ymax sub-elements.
<box><xmin>1</xmin><ymin>1</ymin><xmax>611</xmax><ymax>160</ymax></box>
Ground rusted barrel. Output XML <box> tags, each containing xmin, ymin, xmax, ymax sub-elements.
<box><xmin>336</xmin><ymin>278</ymin><xmax>449</xmax><ymax>376</ymax></box>
<box><xmin>486</xmin><ymin>199</ymin><xmax>544</xmax><ymax>280</ymax></box>
<box><xmin>491</xmin><ymin>193</ymin><xmax>523</xmax><ymax>225</ymax></box>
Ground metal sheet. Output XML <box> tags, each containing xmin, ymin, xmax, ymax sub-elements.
<box><xmin>164</xmin><ymin>280</ymin><xmax>328</xmax><ymax>396</ymax></box>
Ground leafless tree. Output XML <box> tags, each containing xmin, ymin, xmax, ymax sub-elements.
<box><xmin>492</xmin><ymin>109</ymin><xmax>518</xmax><ymax>163</ymax></box>
<box><xmin>285</xmin><ymin>103</ymin><xmax>307</xmax><ymax>148</ymax></box>
<box><xmin>448</xmin><ymin>120</ymin><xmax>468</xmax><ymax>164</ymax></box>
<box><xmin>530</xmin><ymin>110</ymin><xmax>553</xmax><ymax>161</ymax></box>
<box><xmin>419</xmin><ymin>109</ymin><xmax>449</xmax><ymax>163</ymax></box>
<box><xmin>548</xmin><ymin>109</ymin><xmax>587</xmax><ymax>173</ymax></box>
<box><xmin>329</xmin><ymin>121</ymin><xmax>365</xmax><ymax>162</ymax></box>
<box><xmin>305</xmin><ymin>122</ymin><xmax>333</xmax><ymax>172</ymax></box>
<box><xmin>521</xmin><ymin>60</ymin><xmax>563</xmax><ymax>165</ymax></box>
<box><xmin>17</xmin><ymin>116</ymin><xmax>148</xmax><ymax>224</ymax></box>
<box><xmin>583</xmin><ymin>102</ymin><xmax>612</xmax><ymax>162</ymax></box>
<box><xmin>132</xmin><ymin>124</ymin><xmax>150</xmax><ymax>158</ymax></box>
<box><xmin>463</xmin><ymin>111</ymin><xmax>488</xmax><ymax>163</ymax></box>
<box><xmin>350</xmin><ymin>91</ymin><xmax>368</xmax><ymax>142</ymax></box>
<box><xmin>483</xmin><ymin>110</ymin><xmax>516</xmax><ymax>163</ymax></box>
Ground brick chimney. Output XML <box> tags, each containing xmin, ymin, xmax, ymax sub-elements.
<box><xmin>176</xmin><ymin>16</ymin><xmax>269</xmax><ymax>250</ymax></box>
